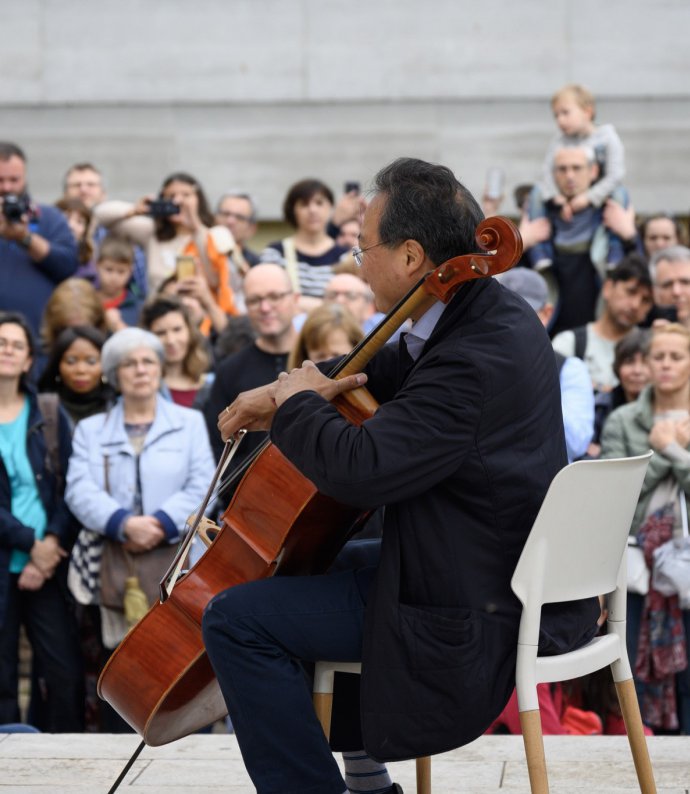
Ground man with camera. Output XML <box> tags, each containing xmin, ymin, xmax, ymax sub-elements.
<box><xmin>0</xmin><ymin>142</ymin><xmax>78</xmax><ymax>335</ymax></box>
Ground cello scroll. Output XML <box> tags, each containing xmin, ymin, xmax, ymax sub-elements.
<box><xmin>424</xmin><ymin>216</ymin><xmax>523</xmax><ymax>301</ymax></box>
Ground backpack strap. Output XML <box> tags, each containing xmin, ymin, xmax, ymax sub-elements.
<box><xmin>36</xmin><ymin>392</ymin><xmax>62</xmax><ymax>491</ymax></box>
<box><xmin>572</xmin><ymin>325</ymin><xmax>588</xmax><ymax>361</ymax></box>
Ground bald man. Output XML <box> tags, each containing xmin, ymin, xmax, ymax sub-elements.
<box><xmin>204</xmin><ymin>264</ymin><xmax>300</xmax><ymax>463</ymax></box>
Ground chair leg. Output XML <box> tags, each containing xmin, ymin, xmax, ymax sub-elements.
<box><xmin>519</xmin><ymin>709</ymin><xmax>549</xmax><ymax>794</ymax></box>
<box><xmin>415</xmin><ymin>755</ymin><xmax>431</xmax><ymax>794</ymax></box>
<box><xmin>313</xmin><ymin>692</ymin><xmax>333</xmax><ymax>740</ymax></box>
<box><xmin>614</xmin><ymin>678</ymin><xmax>657</xmax><ymax>794</ymax></box>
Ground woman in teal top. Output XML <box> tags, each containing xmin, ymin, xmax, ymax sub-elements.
<box><xmin>0</xmin><ymin>311</ymin><xmax>83</xmax><ymax>731</ymax></box>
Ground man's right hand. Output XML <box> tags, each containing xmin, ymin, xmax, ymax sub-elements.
<box><xmin>218</xmin><ymin>383</ymin><xmax>280</xmax><ymax>440</ymax></box>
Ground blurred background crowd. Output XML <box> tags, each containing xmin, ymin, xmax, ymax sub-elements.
<box><xmin>1</xmin><ymin>0</ymin><xmax>690</xmax><ymax>745</ymax></box>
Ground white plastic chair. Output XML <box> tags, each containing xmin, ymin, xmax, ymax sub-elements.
<box><xmin>313</xmin><ymin>661</ymin><xmax>431</xmax><ymax>794</ymax></box>
<box><xmin>511</xmin><ymin>452</ymin><xmax>656</xmax><ymax>794</ymax></box>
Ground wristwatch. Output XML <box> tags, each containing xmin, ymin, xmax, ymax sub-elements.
<box><xmin>19</xmin><ymin>233</ymin><xmax>32</xmax><ymax>248</ymax></box>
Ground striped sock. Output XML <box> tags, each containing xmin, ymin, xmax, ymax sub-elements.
<box><xmin>342</xmin><ymin>750</ymin><xmax>392</xmax><ymax>793</ymax></box>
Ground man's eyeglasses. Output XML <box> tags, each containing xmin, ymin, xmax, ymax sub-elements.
<box><xmin>352</xmin><ymin>242</ymin><xmax>385</xmax><ymax>267</ymax></box>
<box><xmin>245</xmin><ymin>290</ymin><xmax>293</xmax><ymax>309</ymax></box>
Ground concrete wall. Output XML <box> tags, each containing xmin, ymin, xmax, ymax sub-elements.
<box><xmin>2</xmin><ymin>0</ymin><xmax>689</xmax><ymax>217</ymax></box>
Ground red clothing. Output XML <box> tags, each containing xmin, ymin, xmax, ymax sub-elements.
<box><xmin>486</xmin><ymin>682</ymin><xmax>653</xmax><ymax>736</ymax></box>
<box><xmin>487</xmin><ymin>684</ymin><xmax>570</xmax><ymax>735</ymax></box>
<box><xmin>487</xmin><ymin>684</ymin><xmax>603</xmax><ymax>735</ymax></box>
<box><xmin>101</xmin><ymin>289</ymin><xmax>127</xmax><ymax>309</ymax></box>
<box><xmin>168</xmin><ymin>387</ymin><xmax>198</xmax><ymax>408</ymax></box>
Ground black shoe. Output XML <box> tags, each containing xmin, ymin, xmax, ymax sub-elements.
<box><xmin>388</xmin><ymin>785</ymin><xmax>404</xmax><ymax>794</ymax></box>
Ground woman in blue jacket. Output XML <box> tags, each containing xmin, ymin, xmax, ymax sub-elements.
<box><xmin>0</xmin><ymin>311</ymin><xmax>83</xmax><ymax>731</ymax></box>
<box><xmin>65</xmin><ymin>327</ymin><xmax>215</xmax><ymax>652</ymax></box>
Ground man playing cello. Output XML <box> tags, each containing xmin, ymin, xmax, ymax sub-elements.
<box><xmin>204</xmin><ymin>157</ymin><xmax>600</xmax><ymax>794</ymax></box>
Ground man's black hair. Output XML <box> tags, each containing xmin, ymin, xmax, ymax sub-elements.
<box><xmin>607</xmin><ymin>253</ymin><xmax>652</xmax><ymax>290</ymax></box>
<box><xmin>373</xmin><ymin>157</ymin><xmax>484</xmax><ymax>265</ymax></box>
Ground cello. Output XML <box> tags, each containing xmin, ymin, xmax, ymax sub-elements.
<box><xmin>98</xmin><ymin>216</ymin><xmax>522</xmax><ymax>746</ymax></box>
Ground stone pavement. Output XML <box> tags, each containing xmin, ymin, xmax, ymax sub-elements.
<box><xmin>1</xmin><ymin>732</ymin><xmax>689</xmax><ymax>793</ymax></box>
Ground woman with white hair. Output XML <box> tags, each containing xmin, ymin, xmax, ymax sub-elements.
<box><xmin>65</xmin><ymin>328</ymin><xmax>215</xmax><ymax>726</ymax></box>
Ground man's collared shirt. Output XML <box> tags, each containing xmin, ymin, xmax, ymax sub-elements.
<box><xmin>403</xmin><ymin>301</ymin><xmax>446</xmax><ymax>362</ymax></box>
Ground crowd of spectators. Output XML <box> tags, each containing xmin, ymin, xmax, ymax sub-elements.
<box><xmin>0</xmin><ymin>78</ymin><xmax>689</xmax><ymax>737</ymax></box>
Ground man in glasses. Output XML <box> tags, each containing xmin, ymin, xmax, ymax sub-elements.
<box><xmin>205</xmin><ymin>158</ymin><xmax>600</xmax><ymax>794</ymax></box>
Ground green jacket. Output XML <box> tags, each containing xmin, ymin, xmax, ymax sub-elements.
<box><xmin>600</xmin><ymin>385</ymin><xmax>690</xmax><ymax>534</ymax></box>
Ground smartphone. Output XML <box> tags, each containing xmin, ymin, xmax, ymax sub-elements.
<box><xmin>147</xmin><ymin>199</ymin><xmax>180</xmax><ymax>217</ymax></box>
<box><xmin>344</xmin><ymin>181</ymin><xmax>361</xmax><ymax>195</ymax></box>
<box><xmin>485</xmin><ymin>168</ymin><xmax>505</xmax><ymax>200</ymax></box>
<box><xmin>175</xmin><ymin>255</ymin><xmax>196</xmax><ymax>280</ymax></box>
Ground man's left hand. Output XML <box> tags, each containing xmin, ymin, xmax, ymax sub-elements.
<box><xmin>602</xmin><ymin>199</ymin><xmax>637</xmax><ymax>241</ymax></box>
<box><xmin>273</xmin><ymin>361</ymin><xmax>367</xmax><ymax>408</ymax></box>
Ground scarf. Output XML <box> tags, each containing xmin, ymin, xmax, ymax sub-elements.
<box><xmin>57</xmin><ymin>384</ymin><xmax>113</xmax><ymax>426</ymax></box>
<box><xmin>635</xmin><ymin>503</ymin><xmax>688</xmax><ymax>730</ymax></box>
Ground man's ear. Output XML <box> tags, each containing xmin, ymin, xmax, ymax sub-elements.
<box><xmin>402</xmin><ymin>239</ymin><xmax>427</xmax><ymax>277</ymax></box>
<box><xmin>590</xmin><ymin>161</ymin><xmax>600</xmax><ymax>183</ymax></box>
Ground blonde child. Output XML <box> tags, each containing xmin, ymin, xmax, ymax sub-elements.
<box><xmin>527</xmin><ymin>84</ymin><xmax>628</xmax><ymax>269</ymax></box>
<box><xmin>539</xmin><ymin>84</ymin><xmax>625</xmax><ymax>216</ymax></box>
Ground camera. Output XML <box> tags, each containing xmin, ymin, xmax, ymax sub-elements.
<box><xmin>147</xmin><ymin>199</ymin><xmax>180</xmax><ymax>218</ymax></box>
<box><xmin>2</xmin><ymin>193</ymin><xmax>32</xmax><ymax>223</ymax></box>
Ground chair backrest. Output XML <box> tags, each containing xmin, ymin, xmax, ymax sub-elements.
<box><xmin>511</xmin><ymin>452</ymin><xmax>652</xmax><ymax>616</ymax></box>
